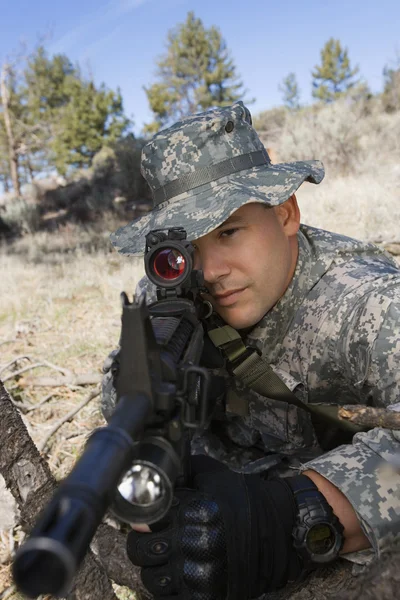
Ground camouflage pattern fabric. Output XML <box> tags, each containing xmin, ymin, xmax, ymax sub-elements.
<box><xmin>102</xmin><ymin>224</ymin><xmax>400</xmax><ymax>569</ymax></box>
<box><xmin>102</xmin><ymin>100</ymin><xmax>400</xmax><ymax>572</ymax></box>
<box><xmin>109</xmin><ymin>101</ymin><xmax>324</xmax><ymax>256</ymax></box>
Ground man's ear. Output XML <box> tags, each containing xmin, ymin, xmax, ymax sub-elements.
<box><xmin>275</xmin><ymin>194</ymin><xmax>300</xmax><ymax>236</ymax></box>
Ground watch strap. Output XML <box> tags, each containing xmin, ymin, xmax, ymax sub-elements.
<box><xmin>287</xmin><ymin>475</ymin><xmax>344</xmax><ymax>566</ymax></box>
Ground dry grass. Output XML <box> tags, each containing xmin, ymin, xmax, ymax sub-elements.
<box><xmin>254</xmin><ymin>101</ymin><xmax>400</xmax><ymax>244</ymax></box>
<box><xmin>0</xmin><ymin>127</ymin><xmax>399</xmax><ymax>595</ymax></box>
<box><xmin>0</xmin><ymin>238</ymin><xmax>145</xmax><ymax>475</ymax></box>
<box><xmin>296</xmin><ymin>159</ymin><xmax>400</xmax><ymax>244</ymax></box>
<box><xmin>0</xmin><ymin>232</ymin><xmax>144</xmax><ymax>598</ymax></box>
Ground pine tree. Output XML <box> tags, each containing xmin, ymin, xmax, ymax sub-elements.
<box><xmin>0</xmin><ymin>44</ymin><xmax>131</xmax><ymax>189</ymax></box>
<box><xmin>24</xmin><ymin>47</ymin><xmax>75</xmax><ymax>120</ymax></box>
<box><xmin>144</xmin><ymin>11</ymin><xmax>248</xmax><ymax>132</ymax></box>
<box><xmin>279</xmin><ymin>73</ymin><xmax>301</xmax><ymax>110</ymax></box>
<box><xmin>382</xmin><ymin>59</ymin><xmax>400</xmax><ymax>112</ymax></box>
<box><xmin>14</xmin><ymin>45</ymin><xmax>131</xmax><ymax>177</ymax></box>
<box><xmin>312</xmin><ymin>38</ymin><xmax>359</xmax><ymax>102</ymax></box>
<box><xmin>20</xmin><ymin>46</ymin><xmax>76</xmax><ymax>178</ymax></box>
<box><xmin>52</xmin><ymin>78</ymin><xmax>130</xmax><ymax>174</ymax></box>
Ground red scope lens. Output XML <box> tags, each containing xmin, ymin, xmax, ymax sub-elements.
<box><xmin>152</xmin><ymin>248</ymin><xmax>186</xmax><ymax>280</ymax></box>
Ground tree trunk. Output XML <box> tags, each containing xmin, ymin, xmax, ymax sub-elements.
<box><xmin>0</xmin><ymin>64</ymin><xmax>21</xmax><ymax>196</ymax></box>
<box><xmin>0</xmin><ymin>379</ymin><xmax>120</xmax><ymax>599</ymax></box>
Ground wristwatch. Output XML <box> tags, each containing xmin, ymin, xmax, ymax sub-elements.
<box><xmin>287</xmin><ymin>475</ymin><xmax>345</xmax><ymax>567</ymax></box>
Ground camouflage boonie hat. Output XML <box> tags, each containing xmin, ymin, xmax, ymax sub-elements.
<box><xmin>111</xmin><ymin>101</ymin><xmax>324</xmax><ymax>255</ymax></box>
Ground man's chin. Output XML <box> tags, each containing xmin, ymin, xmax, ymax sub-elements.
<box><xmin>215</xmin><ymin>307</ymin><xmax>261</xmax><ymax>330</ymax></box>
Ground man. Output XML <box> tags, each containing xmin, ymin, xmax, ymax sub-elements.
<box><xmin>103</xmin><ymin>101</ymin><xmax>400</xmax><ymax>599</ymax></box>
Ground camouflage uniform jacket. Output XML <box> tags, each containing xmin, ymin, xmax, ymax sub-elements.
<box><xmin>111</xmin><ymin>224</ymin><xmax>400</xmax><ymax>565</ymax></box>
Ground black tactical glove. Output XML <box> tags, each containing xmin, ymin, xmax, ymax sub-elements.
<box><xmin>127</xmin><ymin>455</ymin><xmax>304</xmax><ymax>600</ymax></box>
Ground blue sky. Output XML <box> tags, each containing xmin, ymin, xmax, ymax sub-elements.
<box><xmin>1</xmin><ymin>0</ymin><xmax>399</xmax><ymax>135</ymax></box>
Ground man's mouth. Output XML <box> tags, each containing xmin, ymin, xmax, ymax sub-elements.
<box><xmin>213</xmin><ymin>288</ymin><xmax>246</xmax><ymax>306</ymax></box>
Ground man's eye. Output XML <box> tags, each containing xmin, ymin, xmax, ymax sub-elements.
<box><xmin>219</xmin><ymin>228</ymin><xmax>239</xmax><ymax>238</ymax></box>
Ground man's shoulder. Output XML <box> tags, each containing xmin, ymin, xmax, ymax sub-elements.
<box><xmin>300</xmin><ymin>224</ymin><xmax>398</xmax><ymax>267</ymax></box>
<box><xmin>300</xmin><ymin>224</ymin><xmax>400</xmax><ymax>291</ymax></box>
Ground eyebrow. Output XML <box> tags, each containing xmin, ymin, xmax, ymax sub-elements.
<box><xmin>217</xmin><ymin>215</ymin><xmax>245</xmax><ymax>229</ymax></box>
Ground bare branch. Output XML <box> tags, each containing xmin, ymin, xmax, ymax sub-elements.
<box><xmin>0</xmin><ymin>355</ymin><xmax>32</xmax><ymax>377</ymax></box>
<box><xmin>38</xmin><ymin>384</ymin><xmax>101</xmax><ymax>452</ymax></box>
<box><xmin>0</xmin><ymin>339</ymin><xmax>18</xmax><ymax>348</ymax></box>
<box><xmin>23</xmin><ymin>373</ymin><xmax>101</xmax><ymax>387</ymax></box>
<box><xmin>339</xmin><ymin>405</ymin><xmax>400</xmax><ymax>429</ymax></box>
<box><xmin>0</xmin><ymin>584</ymin><xmax>16</xmax><ymax>599</ymax></box>
<box><xmin>2</xmin><ymin>362</ymin><xmax>48</xmax><ymax>382</ymax></box>
<box><xmin>25</xmin><ymin>391</ymin><xmax>58</xmax><ymax>412</ymax></box>
<box><xmin>0</xmin><ymin>63</ymin><xmax>20</xmax><ymax>195</ymax></box>
<box><xmin>2</xmin><ymin>358</ymin><xmax>73</xmax><ymax>383</ymax></box>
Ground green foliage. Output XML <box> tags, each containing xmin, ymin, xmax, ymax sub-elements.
<box><xmin>0</xmin><ymin>45</ymin><xmax>131</xmax><ymax>187</ymax></box>
<box><xmin>20</xmin><ymin>46</ymin><xmax>76</xmax><ymax>176</ymax></box>
<box><xmin>24</xmin><ymin>46</ymin><xmax>75</xmax><ymax>120</ymax></box>
<box><xmin>144</xmin><ymin>11</ymin><xmax>248</xmax><ymax>132</ymax></box>
<box><xmin>279</xmin><ymin>73</ymin><xmax>301</xmax><ymax>110</ymax></box>
<box><xmin>312</xmin><ymin>38</ymin><xmax>360</xmax><ymax>102</ymax></box>
<box><xmin>51</xmin><ymin>78</ymin><xmax>130</xmax><ymax>174</ymax></box>
<box><xmin>382</xmin><ymin>61</ymin><xmax>400</xmax><ymax>112</ymax></box>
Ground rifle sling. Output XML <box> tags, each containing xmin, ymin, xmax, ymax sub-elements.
<box><xmin>207</xmin><ymin>324</ymin><xmax>362</xmax><ymax>435</ymax></box>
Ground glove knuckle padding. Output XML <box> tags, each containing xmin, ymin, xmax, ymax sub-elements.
<box><xmin>181</xmin><ymin>499</ymin><xmax>226</xmax><ymax>560</ymax></box>
<box><xmin>179</xmin><ymin>496</ymin><xmax>227</xmax><ymax>594</ymax></box>
<box><xmin>128</xmin><ymin>492</ymin><xmax>228</xmax><ymax>598</ymax></box>
<box><xmin>182</xmin><ymin>496</ymin><xmax>220</xmax><ymax>524</ymax></box>
<box><xmin>193</xmin><ymin>470</ymin><xmax>252</xmax><ymax>599</ymax></box>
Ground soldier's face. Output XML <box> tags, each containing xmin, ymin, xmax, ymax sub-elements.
<box><xmin>193</xmin><ymin>199</ymin><xmax>300</xmax><ymax>329</ymax></box>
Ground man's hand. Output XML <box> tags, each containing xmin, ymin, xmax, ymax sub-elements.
<box><xmin>128</xmin><ymin>485</ymin><xmax>228</xmax><ymax>599</ymax></box>
<box><xmin>126</xmin><ymin>456</ymin><xmax>303</xmax><ymax>600</ymax></box>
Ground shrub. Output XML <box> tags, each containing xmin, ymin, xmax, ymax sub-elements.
<box><xmin>0</xmin><ymin>197</ymin><xmax>40</xmax><ymax>235</ymax></box>
<box><xmin>277</xmin><ymin>100</ymin><xmax>367</xmax><ymax>175</ymax></box>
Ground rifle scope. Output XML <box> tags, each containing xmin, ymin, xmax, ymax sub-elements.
<box><xmin>144</xmin><ymin>227</ymin><xmax>204</xmax><ymax>293</ymax></box>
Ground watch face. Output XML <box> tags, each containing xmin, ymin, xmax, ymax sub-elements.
<box><xmin>306</xmin><ymin>523</ymin><xmax>335</xmax><ymax>555</ymax></box>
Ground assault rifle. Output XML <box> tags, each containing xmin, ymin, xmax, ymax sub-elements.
<box><xmin>13</xmin><ymin>227</ymin><xmax>214</xmax><ymax>598</ymax></box>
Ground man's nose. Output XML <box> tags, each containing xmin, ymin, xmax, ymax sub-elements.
<box><xmin>195</xmin><ymin>249</ymin><xmax>230</xmax><ymax>284</ymax></box>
